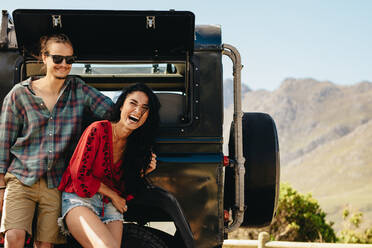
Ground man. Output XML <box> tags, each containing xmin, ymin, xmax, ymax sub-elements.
<box><xmin>0</xmin><ymin>34</ymin><xmax>113</xmax><ymax>248</ymax></box>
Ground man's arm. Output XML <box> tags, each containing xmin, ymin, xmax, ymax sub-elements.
<box><xmin>81</xmin><ymin>80</ymin><xmax>114</xmax><ymax>119</ymax></box>
<box><xmin>0</xmin><ymin>173</ymin><xmax>5</xmax><ymax>212</ymax></box>
<box><xmin>0</xmin><ymin>174</ymin><xmax>4</xmax><ymax>185</ymax></box>
<box><xmin>0</xmin><ymin>91</ymin><xmax>22</xmax><ymax>175</ymax></box>
<box><xmin>0</xmin><ymin>90</ymin><xmax>22</xmax><ymax>211</ymax></box>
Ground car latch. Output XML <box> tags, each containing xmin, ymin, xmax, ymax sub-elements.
<box><xmin>146</xmin><ymin>16</ymin><xmax>155</xmax><ymax>29</ymax></box>
<box><xmin>51</xmin><ymin>15</ymin><xmax>62</xmax><ymax>28</ymax></box>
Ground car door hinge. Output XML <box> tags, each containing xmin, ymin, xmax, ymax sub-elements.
<box><xmin>146</xmin><ymin>16</ymin><xmax>155</xmax><ymax>29</ymax></box>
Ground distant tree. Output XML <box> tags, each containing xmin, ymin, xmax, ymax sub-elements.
<box><xmin>338</xmin><ymin>208</ymin><xmax>372</xmax><ymax>244</ymax></box>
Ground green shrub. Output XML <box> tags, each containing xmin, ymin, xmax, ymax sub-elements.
<box><xmin>268</xmin><ymin>183</ymin><xmax>336</xmax><ymax>242</ymax></box>
<box><xmin>338</xmin><ymin>208</ymin><xmax>372</xmax><ymax>244</ymax></box>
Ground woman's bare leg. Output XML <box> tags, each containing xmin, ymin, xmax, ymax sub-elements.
<box><xmin>106</xmin><ymin>221</ymin><xmax>123</xmax><ymax>247</ymax></box>
<box><xmin>65</xmin><ymin>206</ymin><xmax>119</xmax><ymax>248</ymax></box>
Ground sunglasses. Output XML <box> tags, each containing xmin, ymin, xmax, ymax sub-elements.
<box><xmin>45</xmin><ymin>53</ymin><xmax>76</xmax><ymax>64</ymax></box>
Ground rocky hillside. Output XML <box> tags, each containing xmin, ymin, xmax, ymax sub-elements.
<box><xmin>223</xmin><ymin>78</ymin><xmax>372</xmax><ymax>230</ymax></box>
<box><xmin>223</xmin><ymin>78</ymin><xmax>251</xmax><ymax>108</ymax></box>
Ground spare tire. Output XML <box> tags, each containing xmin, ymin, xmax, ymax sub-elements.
<box><xmin>226</xmin><ymin>112</ymin><xmax>280</xmax><ymax>227</ymax></box>
<box><xmin>122</xmin><ymin>223</ymin><xmax>169</xmax><ymax>248</ymax></box>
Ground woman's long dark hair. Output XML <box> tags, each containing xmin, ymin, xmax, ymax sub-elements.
<box><xmin>107</xmin><ymin>83</ymin><xmax>160</xmax><ymax>195</ymax></box>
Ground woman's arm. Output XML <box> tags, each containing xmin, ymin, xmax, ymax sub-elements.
<box><xmin>98</xmin><ymin>182</ymin><xmax>128</xmax><ymax>213</ymax></box>
<box><xmin>68</xmin><ymin>124</ymin><xmax>102</xmax><ymax>197</ymax></box>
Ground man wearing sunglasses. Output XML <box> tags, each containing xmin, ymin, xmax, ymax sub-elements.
<box><xmin>0</xmin><ymin>34</ymin><xmax>113</xmax><ymax>248</ymax></box>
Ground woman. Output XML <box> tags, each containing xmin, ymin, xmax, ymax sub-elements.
<box><xmin>58</xmin><ymin>83</ymin><xmax>161</xmax><ymax>248</ymax></box>
<box><xmin>0</xmin><ymin>33</ymin><xmax>112</xmax><ymax>248</ymax></box>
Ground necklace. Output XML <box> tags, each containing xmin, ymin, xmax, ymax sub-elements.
<box><xmin>113</xmin><ymin>124</ymin><xmax>118</xmax><ymax>140</ymax></box>
<box><xmin>112</xmin><ymin>124</ymin><xmax>126</xmax><ymax>153</ymax></box>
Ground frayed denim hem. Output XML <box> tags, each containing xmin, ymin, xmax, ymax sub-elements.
<box><xmin>103</xmin><ymin>218</ymin><xmax>125</xmax><ymax>225</ymax></box>
<box><xmin>58</xmin><ymin>203</ymin><xmax>99</xmax><ymax>236</ymax></box>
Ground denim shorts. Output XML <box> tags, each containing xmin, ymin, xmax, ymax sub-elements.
<box><xmin>58</xmin><ymin>192</ymin><xmax>124</xmax><ymax>235</ymax></box>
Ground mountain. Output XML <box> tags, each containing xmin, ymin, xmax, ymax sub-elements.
<box><xmin>284</xmin><ymin>118</ymin><xmax>372</xmax><ymax>230</ymax></box>
<box><xmin>223</xmin><ymin>78</ymin><xmax>372</xmax><ymax>230</ymax></box>
<box><xmin>223</xmin><ymin>78</ymin><xmax>251</xmax><ymax>108</ymax></box>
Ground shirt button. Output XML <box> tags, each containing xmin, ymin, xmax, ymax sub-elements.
<box><xmin>49</xmin><ymin>150</ymin><xmax>52</xmax><ymax>153</ymax></box>
<box><xmin>40</xmin><ymin>103</ymin><xmax>44</xmax><ymax>106</ymax></box>
<box><xmin>50</xmin><ymin>117</ymin><xmax>53</xmax><ymax>120</ymax></box>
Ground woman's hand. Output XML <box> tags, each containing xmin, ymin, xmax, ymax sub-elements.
<box><xmin>111</xmin><ymin>193</ymin><xmax>128</xmax><ymax>214</ymax></box>
<box><xmin>140</xmin><ymin>153</ymin><xmax>157</xmax><ymax>177</ymax></box>
<box><xmin>98</xmin><ymin>182</ymin><xmax>128</xmax><ymax>213</ymax></box>
<box><xmin>145</xmin><ymin>152</ymin><xmax>157</xmax><ymax>176</ymax></box>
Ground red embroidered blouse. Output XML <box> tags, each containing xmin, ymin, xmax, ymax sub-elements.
<box><xmin>58</xmin><ymin>120</ymin><xmax>125</xmax><ymax>199</ymax></box>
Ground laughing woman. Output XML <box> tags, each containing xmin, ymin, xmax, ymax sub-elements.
<box><xmin>58</xmin><ymin>83</ymin><xmax>160</xmax><ymax>248</ymax></box>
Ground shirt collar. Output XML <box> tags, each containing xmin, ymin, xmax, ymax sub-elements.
<box><xmin>21</xmin><ymin>76</ymin><xmax>72</xmax><ymax>88</ymax></box>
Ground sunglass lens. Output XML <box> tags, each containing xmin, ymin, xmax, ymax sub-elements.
<box><xmin>51</xmin><ymin>55</ymin><xmax>64</xmax><ymax>64</ymax></box>
<box><xmin>65</xmin><ymin>57</ymin><xmax>75</xmax><ymax>64</ymax></box>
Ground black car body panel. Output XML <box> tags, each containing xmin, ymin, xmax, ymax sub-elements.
<box><xmin>12</xmin><ymin>9</ymin><xmax>194</xmax><ymax>61</ymax></box>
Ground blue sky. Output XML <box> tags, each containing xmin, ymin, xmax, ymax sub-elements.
<box><xmin>3</xmin><ymin>0</ymin><xmax>372</xmax><ymax>90</ymax></box>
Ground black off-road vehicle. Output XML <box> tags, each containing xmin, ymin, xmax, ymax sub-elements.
<box><xmin>0</xmin><ymin>9</ymin><xmax>279</xmax><ymax>248</ymax></box>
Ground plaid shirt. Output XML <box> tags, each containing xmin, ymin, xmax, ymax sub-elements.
<box><xmin>0</xmin><ymin>76</ymin><xmax>113</xmax><ymax>188</ymax></box>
